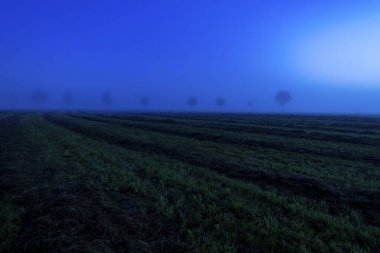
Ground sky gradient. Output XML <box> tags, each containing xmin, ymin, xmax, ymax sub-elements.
<box><xmin>1</xmin><ymin>0</ymin><xmax>380</xmax><ymax>113</ymax></box>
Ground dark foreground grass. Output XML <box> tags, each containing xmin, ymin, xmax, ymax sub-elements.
<box><xmin>0</xmin><ymin>112</ymin><xmax>379</xmax><ymax>253</ymax></box>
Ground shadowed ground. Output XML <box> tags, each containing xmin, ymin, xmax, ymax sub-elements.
<box><xmin>1</xmin><ymin>112</ymin><xmax>379</xmax><ymax>252</ymax></box>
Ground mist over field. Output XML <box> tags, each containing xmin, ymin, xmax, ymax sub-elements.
<box><xmin>1</xmin><ymin>2</ymin><xmax>380</xmax><ymax>252</ymax></box>
<box><xmin>1</xmin><ymin>1</ymin><xmax>380</xmax><ymax>113</ymax></box>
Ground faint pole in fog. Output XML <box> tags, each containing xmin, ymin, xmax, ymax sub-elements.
<box><xmin>216</xmin><ymin>97</ymin><xmax>226</xmax><ymax>111</ymax></box>
<box><xmin>31</xmin><ymin>90</ymin><xmax>49</xmax><ymax>109</ymax></box>
<box><xmin>140</xmin><ymin>96</ymin><xmax>151</xmax><ymax>111</ymax></box>
<box><xmin>102</xmin><ymin>91</ymin><xmax>113</xmax><ymax>106</ymax></box>
<box><xmin>62</xmin><ymin>91</ymin><xmax>75</xmax><ymax>107</ymax></box>
<box><xmin>275</xmin><ymin>90</ymin><xmax>291</xmax><ymax>112</ymax></box>
<box><xmin>187</xmin><ymin>96</ymin><xmax>198</xmax><ymax>112</ymax></box>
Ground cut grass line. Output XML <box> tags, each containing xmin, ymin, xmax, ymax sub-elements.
<box><xmin>73</xmin><ymin>113</ymin><xmax>380</xmax><ymax>164</ymax></box>
<box><xmin>45</xmin><ymin>113</ymin><xmax>380</xmax><ymax>226</ymax></box>
<box><xmin>94</xmin><ymin>112</ymin><xmax>380</xmax><ymax>141</ymax></box>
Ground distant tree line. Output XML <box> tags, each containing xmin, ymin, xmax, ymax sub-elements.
<box><xmin>1</xmin><ymin>89</ymin><xmax>293</xmax><ymax>112</ymax></box>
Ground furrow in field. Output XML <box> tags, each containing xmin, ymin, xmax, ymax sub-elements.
<box><xmin>93</xmin><ymin>113</ymin><xmax>380</xmax><ymax>146</ymax></box>
<box><xmin>161</xmin><ymin>113</ymin><xmax>380</xmax><ymax>133</ymax></box>
<box><xmin>73</xmin><ymin>113</ymin><xmax>380</xmax><ymax>165</ymax></box>
<box><xmin>1</xmin><ymin>114</ymin><xmax>186</xmax><ymax>252</ymax></box>
<box><xmin>2</xmin><ymin>113</ymin><xmax>380</xmax><ymax>252</ymax></box>
<box><xmin>102</xmin><ymin>112</ymin><xmax>380</xmax><ymax>134</ymax></box>
<box><xmin>0</xmin><ymin>112</ymin><xmax>17</xmax><ymax>121</ymax></box>
<box><xmin>40</xmin><ymin>114</ymin><xmax>380</xmax><ymax>252</ymax></box>
<box><xmin>45</xmin><ymin>113</ymin><xmax>380</xmax><ymax>225</ymax></box>
<box><xmin>0</xmin><ymin>113</ymin><xmax>32</xmax><ymax>252</ymax></box>
<box><xmin>70</xmin><ymin>114</ymin><xmax>380</xmax><ymax>188</ymax></box>
<box><xmin>70</xmin><ymin>113</ymin><xmax>380</xmax><ymax>191</ymax></box>
<box><xmin>0</xmin><ymin>114</ymin><xmax>23</xmax><ymax>171</ymax></box>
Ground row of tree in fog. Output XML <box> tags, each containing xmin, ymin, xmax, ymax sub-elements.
<box><xmin>4</xmin><ymin>89</ymin><xmax>292</xmax><ymax>110</ymax></box>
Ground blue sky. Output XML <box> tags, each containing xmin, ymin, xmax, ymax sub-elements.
<box><xmin>1</xmin><ymin>0</ymin><xmax>380</xmax><ymax>113</ymax></box>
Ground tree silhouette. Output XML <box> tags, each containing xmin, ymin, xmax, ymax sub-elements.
<box><xmin>140</xmin><ymin>96</ymin><xmax>151</xmax><ymax>109</ymax></box>
<box><xmin>216</xmin><ymin>97</ymin><xmax>226</xmax><ymax>109</ymax></box>
<box><xmin>248</xmin><ymin>99</ymin><xmax>253</xmax><ymax>108</ymax></box>
<box><xmin>63</xmin><ymin>91</ymin><xmax>75</xmax><ymax>105</ymax></box>
<box><xmin>187</xmin><ymin>96</ymin><xmax>198</xmax><ymax>110</ymax></box>
<box><xmin>31</xmin><ymin>90</ymin><xmax>49</xmax><ymax>105</ymax></box>
<box><xmin>102</xmin><ymin>91</ymin><xmax>112</xmax><ymax>105</ymax></box>
<box><xmin>275</xmin><ymin>90</ymin><xmax>291</xmax><ymax>112</ymax></box>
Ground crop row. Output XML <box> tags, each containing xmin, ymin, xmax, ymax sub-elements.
<box><xmin>74</xmin><ymin>113</ymin><xmax>380</xmax><ymax>167</ymax></box>
<box><xmin>45</xmin><ymin>113</ymin><xmax>380</xmax><ymax>226</ymax></box>
<box><xmin>40</xmin><ymin>114</ymin><xmax>380</xmax><ymax>252</ymax></box>
<box><xmin>93</xmin><ymin>113</ymin><xmax>380</xmax><ymax>146</ymax></box>
<box><xmin>102</xmin><ymin>112</ymin><xmax>380</xmax><ymax>134</ymax></box>
<box><xmin>2</xmin><ymin>113</ymin><xmax>380</xmax><ymax>252</ymax></box>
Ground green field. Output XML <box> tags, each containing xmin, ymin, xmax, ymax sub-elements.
<box><xmin>0</xmin><ymin>112</ymin><xmax>379</xmax><ymax>252</ymax></box>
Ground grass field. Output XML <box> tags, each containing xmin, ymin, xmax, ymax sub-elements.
<box><xmin>0</xmin><ymin>111</ymin><xmax>379</xmax><ymax>252</ymax></box>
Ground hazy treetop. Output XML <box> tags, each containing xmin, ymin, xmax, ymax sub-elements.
<box><xmin>140</xmin><ymin>96</ymin><xmax>151</xmax><ymax>106</ymax></box>
<box><xmin>31</xmin><ymin>90</ymin><xmax>49</xmax><ymax>104</ymax></box>
<box><xmin>187</xmin><ymin>96</ymin><xmax>198</xmax><ymax>106</ymax></box>
<box><xmin>216</xmin><ymin>97</ymin><xmax>226</xmax><ymax>107</ymax></box>
<box><xmin>102</xmin><ymin>91</ymin><xmax>112</xmax><ymax>105</ymax></box>
<box><xmin>275</xmin><ymin>90</ymin><xmax>291</xmax><ymax>107</ymax></box>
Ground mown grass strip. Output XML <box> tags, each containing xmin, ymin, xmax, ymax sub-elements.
<box><xmin>38</xmin><ymin>114</ymin><xmax>380</xmax><ymax>252</ymax></box>
<box><xmin>0</xmin><ymin>114</ymin><xmax>26</xmax><ymax>252</ymax></box>
<box><xmin>4</xmin><ymin>114</ymin><xmax>191</xmax><ymax>252</ymax></box>
<box><xmin>101</xmin><ymin>112</ymin><xmax>380</xmax><ymax>136</ymax></box>
<box><xmin>2</xmin><ymin>113</ymin><xmax>380</xmax><ymax>252</ymax></box>
<box><xmin>67</xmin><ymin>113</ymin><xmax>380</xmax><ymax>192</ymax></box>
<box><xmin>45</xmin><ymin>113</ymin><xmax>380</xmax><ymax>226</ymax></box>
<box><xmin>142</xmin><ymin>112</ymin><xmax>380</xmax><ymax>129</ymax></box>
<box><xmin>74</xmin><ymin>113</ymin><xmax>380</xmax><ymax>165</ymax></box>
<box><xmin>0</xmin><ymin>201</ymin><xmax>21</xmax><ymax>252</ymax></box>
